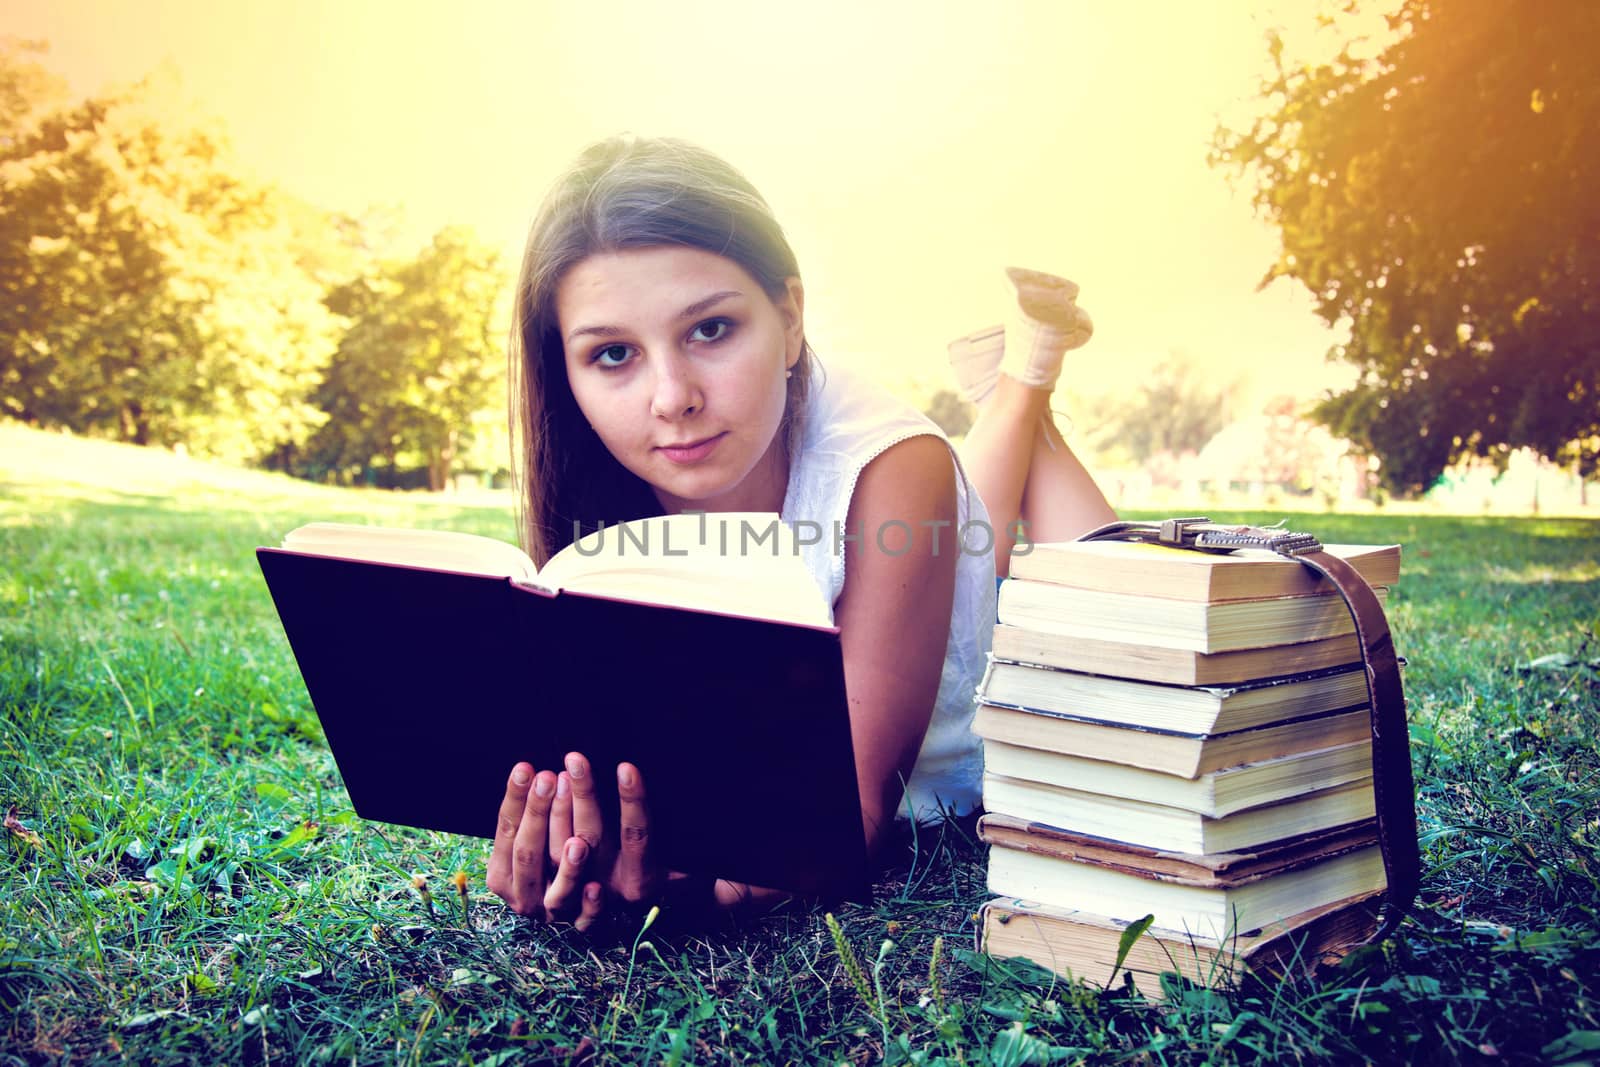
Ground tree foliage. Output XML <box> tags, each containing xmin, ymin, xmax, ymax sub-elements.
<box><xmin>0</xmin><ymin>42</ymin><xmax>508</xmax><ymax>489</ymax></box>
<box><xmin>1195</xmin><ymin>396</ymin><xmax>1352</xmax><ymax>501</ymax></box>
<box><xmin>295</xmin><ymin>227</ymin><xmax>506</xmax><ymax>490</ymax></box>
<box><xmin>1213</xmin><ymin>0</ymin><xmax>1600</xmax><ymax>496</ymax></box>
<box><xmin>0</xmin><ymin>44</ymin><xmax>340</xmax><ymax>462</ymax></box>
<box><xmin>923</xmin><ymin>388</ymin><xmax>973</xmax><ymax>439</ymax></box>
<box><xmin>0</xmin><ymin>36</ymin><xmax>66</xmax><ymax>143</ymax></box>
<box><xmin>1087</xmin><ymin>352</ymin><xmax>1237</xmax><ymax>465</ymax></box>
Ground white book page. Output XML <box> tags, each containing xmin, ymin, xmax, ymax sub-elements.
<box><xmin>540</xmin><ymin>512</ymin><xmax>832</xmax><ymax>629</ymax></box>
<box><xmin>281</xmin><ymin>523</ymin><xmax>540</xmax><ymax>583</ymax></box>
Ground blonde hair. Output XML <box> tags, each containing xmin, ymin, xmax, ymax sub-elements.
<box><xmin>508</xmin><ymin>136</ymin><xmax>814</xmax><ymax>564</ymax></box>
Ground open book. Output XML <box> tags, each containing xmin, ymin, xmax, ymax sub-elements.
<box><xmin>257</xmin><ymin>512</ymin><xmax>869</xmax><ymax>901</ymax></box>
<box><xmin>278</xmin><ymin>511</ymin><xmax>833</xmax><ymax>627</ymax></box>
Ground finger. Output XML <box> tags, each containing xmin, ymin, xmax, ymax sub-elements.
<box><xmin>487</xmin><ymin>763</ymin><xmax>533</xmax><ymax>899</ymax></box>
<box><xmin>544</xmin><ymin>836</ymin><xmax>589</xmax><ymax>920</ymax></box>
<box><xmin>565</xmin><ymin>752</ymin><xmax>604</xmax><ymax>850</ymax></box>
<box><xmin>713</xmin><ymin>878</ymin><xmax>749</xmax><ymax>910</ymax></box>
<box><xmin>572</xmin><ymin>881</ymin><xmax>604</xmax><ymax>934</ymax></box>
<box><xmin>508</xmin><ymin>771</ymin><xmax>555</xmax><ymax>915</ymax></box>
<box><xmin>547</xmin><ymin>771</ymin><xmax>574</xmax><ymax>866</ymax></box>
<box><xmin>713</xmin><ymin>879</ymin><xmax>788</xmax><ymax>910</ymax></box>
<box><xmin>615</xmin><ymin>762</ymin><xmax>651</xmax><ymax>899</ymax></box>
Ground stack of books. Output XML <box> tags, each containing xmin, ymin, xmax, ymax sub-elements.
<box><xmin>975</xmin><ymin>537</ymin><xmax>1402</xmax><ymax>995</ymax></box>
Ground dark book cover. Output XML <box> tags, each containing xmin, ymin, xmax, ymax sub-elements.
<box><xmin>257</xmin><ymin>548</ymin><xmax>870</xmax><ymax>901</ymax></box>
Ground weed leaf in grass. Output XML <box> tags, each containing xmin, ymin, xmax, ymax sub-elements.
<box><xmin>4</xmin><ymin>807</ymin><xmax>42</xmax><ymax>847</ymax></box>
<box><xmin>255</xmin><ymin>782</ymin><xmax>292</xmax><ymax>807</ymax></box>
<box><xmin>953</xmin><ymin>946</ymin><xmax>1059</xmax><ymax>995</ymax></box>
<box><xmin>1515</xmin><ymin>653</ymin><xmax>1600</xmax><ymax>674</ymax></box>
<box><xmin>185</xmin><ymin>971</ymin><xmax>220</xmax><ymax>997</ymax></box>
<box><xmin>1543</xmin><ymin>1028</ymin><xmax>1600</xmax><ymax>1064</ymax></box>
<box><xmin>449</xmin><ymin>967</ymin><xmax>500</xmax><ymax>988</ymax></box>
<box><xmin>1108</xmin><ymin>913</ymin><xmax>1154</xmax><ymax>988</ymax></box>
<box><xmin>119</xmin><ymin>1009</ymin><xmax>182</xmax><ymax>1031</ymax></box>
<box><xmin>988</xmin><ymin>1021</ymin><xmax>1057</xmax><ymax>1067</ymax></box>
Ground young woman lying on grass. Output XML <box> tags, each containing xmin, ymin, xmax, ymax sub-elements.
<box><xmin>488</xmin><ymin>136</ymin><xmax>1115</xmax><ymax>928</ymax></box>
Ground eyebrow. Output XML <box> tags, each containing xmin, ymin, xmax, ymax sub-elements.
<box><xmin>565</xmin><ymin>290</ymin><xmax>743</xmax><ymax>344</ymax></box>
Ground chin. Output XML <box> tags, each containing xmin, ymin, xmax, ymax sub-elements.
<box><xmin>651</xmin><ymin>472</ymin><xmax>731</xmax><ymax>506</ymax></box>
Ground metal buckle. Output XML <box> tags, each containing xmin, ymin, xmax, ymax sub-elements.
<box><xmin>1157</xmin><ymin>517</ymin><xmax>1213</xmax><ymax>547</ymax></box>
<box><xmin>1189</xmin><ymin>525</ymin><xmax>1325</xmax><ymax>557</ymax></box>
<box><xmin>1078</xmin><ymin>517</ymin><xmax>1322</xmax><ymax>558</ymax></box>
<box><xmin>1270</xmin><ymin>531</ymin><xmax>1324</xmax><ymax>556</ymax></box>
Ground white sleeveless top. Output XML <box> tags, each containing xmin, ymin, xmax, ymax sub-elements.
<box><xmin>781</xmin><ymin>362</ymin><xmax>995</xmax><ymax>820</ymax></box>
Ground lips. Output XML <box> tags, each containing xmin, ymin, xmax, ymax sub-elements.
<box><xmin>655</xmin><ymin>432</ymin><xmax>726</xmax><ymax>464</ymax></box>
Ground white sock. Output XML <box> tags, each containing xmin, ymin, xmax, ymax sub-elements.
<box><xmin>999</xmin><ymin>268</ymin><xmax>1093</xmax><ymax>392</ymax></box>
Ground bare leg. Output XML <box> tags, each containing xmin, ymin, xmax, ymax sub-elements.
<box><xmin>1021</xmin><ymin>398</ymin><xmax>1116</xmax><ymax>545</ymax></box>
<box><xmin>960</xmin><ymin>376</ymin><xmax>1036</xmax><ymax>577</ymax></box>
<box><xmin>963</xmin><ymin>377</ymin><xmax>1115</xmax><ymax>577</ymax></box>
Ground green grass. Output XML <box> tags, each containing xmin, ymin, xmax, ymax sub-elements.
<box><xmin>3</xmin><ymin>424</ymin><xmax>1599</xmax><ymax>1065</ymax></box>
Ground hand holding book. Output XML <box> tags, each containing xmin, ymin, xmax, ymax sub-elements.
<box><xmin>257</xmin><ymin>512</ymin><xmax>872</xmax><ymax>905</ymax></box>
<box><xmin>487</xmin><ymin>755</ymin><xmax>657</xmax><ymax>930</ymax></box>
<box><xmin>487</xmin><ymin>752</ymin><xmax>789</xmax><ymax>927</ymax></box>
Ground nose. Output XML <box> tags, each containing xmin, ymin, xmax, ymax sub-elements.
<box><xmin>649</xmin><ymin>352</ymin><xmax>703</xmax><ymax>420</ymax></box>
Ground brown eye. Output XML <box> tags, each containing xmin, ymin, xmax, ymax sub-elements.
<box><xmin>690</xmin><ymin>319</ymin><xmax>730</xmax><ymax>343</ymax></box>
<box><xmin>592</xmin><ymin>344</ymin><xmax>632</xmax><ymax>368</ymax></box>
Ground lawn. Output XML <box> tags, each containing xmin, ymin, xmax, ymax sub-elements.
<box><xmin>2</xmin><ymin>424</ymin><xmax>1598</xmax><ymax>1065</ymax></box>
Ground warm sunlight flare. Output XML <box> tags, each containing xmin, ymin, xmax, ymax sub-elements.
<box><xmin>9</xmin><ymin>0</ymin><xmax>1345</xmax><ymax>403</ymax></box>
<box><xmin>7</xmin><ymin>0</ymin><xmax>1594</xmax><ymax>508</ymax></box>
<box><xmin>3</xmin><ymin>7</ymin><xmax>1599</xmax><ymax>1061</ymax></box>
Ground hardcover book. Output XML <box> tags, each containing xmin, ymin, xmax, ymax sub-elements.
<box><xmin>989</xmin><ymin>625</ymin><xmax>1366</xmax><ymax>687</ymax></box>
<box><xmin>984</xmin><ymin>832</ymin><xmax>1385</xmax><ymax>938</ymax></box>
<box><xmin>1007</xmin><ymin>540</ymin><xmax>1399</xmax><ymax>602</ymax></box>
<box><xmin>980</xmin><ymin>891</ymin><xmax>1383</xmax><ymax>995</ymax></box>
<box><xmin>257</xmin><ymin>512</ymin><xmax>870</xmax><ymax>900</ymax></box>
<box><xmin>996</xmin><ymin>580</ymin><xmax>1392</xmax><ymax>653</ymax></box>
<box><xmin>971</xmin><ymin>703</ymin><xmax>1373</xmax><ymax>779</ymax></box>
<box><xmin>977</xmin><ymin>660</ymin><xmax>1370</xmax><ymax>735</ymax></box>
<box><xmin>982</xmin><ymin>738</ymin><xmax>1373</xmax><ymax>818</ymax></box>
<box><xmin>979</xmin><ymin>773</ymin><xmax>1375</xmax><ymax>855</ymax></box>
<box><xmin>976</xmin><ymin>814</ymin><xmax>1379</xmax><ymax>884</ymax></box>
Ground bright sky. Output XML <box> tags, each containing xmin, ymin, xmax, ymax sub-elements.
<box><xmin>10</xmin><ymin>0</ymin><xmax>1350</xmax><ymax>410</ymax></box>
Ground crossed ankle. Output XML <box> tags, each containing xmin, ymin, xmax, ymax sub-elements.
<box><xmin>947</xmin><ymin>269</ymin><xmax>1093</xmax><ymax>402</ymax></box>
<box><xmin>999</xmin><ymin>304</ymin><xmax>1092</xmax><ymax>391</ymax></box>
<box><xmin>998</xmin><ymin>268</ymin><xmax>1093</xmax><ymax>391</ymax></box>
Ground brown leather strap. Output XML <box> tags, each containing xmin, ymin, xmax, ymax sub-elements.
<box><xmin>1077</xmin><ymin>519</ymin><xmax>1420</xmax><ymax>941</ymax></box>
<box><xmin>1290</xmin><ymin>547</ymin><xmax>1418</xmax><ymax>941</ymax></box>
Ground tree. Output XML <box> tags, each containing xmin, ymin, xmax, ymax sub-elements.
<box><xmin>1213</xmin><ymin>0</ymin><xmax>1600</xmax><ymax>496</ymax></box>
<box><xmin>0</xmin><ymin>36</ymin><xmax>66</xmax><ymax>145</ymax></box>
<box><xmin>923</xmin><ymin>388</ymin><xmax>973</xmax><ymax>439</ymax></box>
<box><xmin>1194</xmin><ymin>396</ymin><xmax>1353</xmax><ymax>503</ymax></box>
<box><xmin>1087</xmin><ymin>352</ymin><xmax>1237</xmax><ymax>466</ymax></box>
<box><xmin>299</xmin><ymin>227</ymin><xmax>507</xmax><ymax>490</ymax></box>
<box><xmin>0</xmin><ymin>49</ymin><xmax>341</xmax><ymax>462</ymax></box>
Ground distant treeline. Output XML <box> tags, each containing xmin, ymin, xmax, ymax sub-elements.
<box><xmin>0</xmin><ymin>39</ymin><xmax>508</xmax><ymax>490</ymax></box>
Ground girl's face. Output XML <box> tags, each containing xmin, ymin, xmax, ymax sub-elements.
<box><xmin>556</xmin><ymin>245</ymin><xmax>805</xmax><ymax>515</ymax></box>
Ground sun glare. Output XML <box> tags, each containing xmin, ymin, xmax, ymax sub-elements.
<box><xmin>11</xmin><ymin>0</ymin><xmax>1352</xmax><ymax>406</ymax></box>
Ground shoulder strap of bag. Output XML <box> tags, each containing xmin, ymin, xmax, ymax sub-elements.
<box><xmin>1075</xmin><ymin>518</ymin><xmax>1419</xmax><ymax>942</ymax></box>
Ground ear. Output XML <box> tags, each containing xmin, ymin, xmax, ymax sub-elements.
<box><xmin>776</xmin><ymin>277</ymin><xmax>805</xmax><ymax>369</ymax></box>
